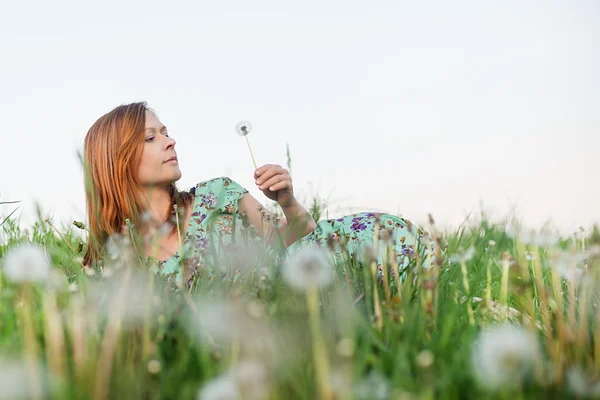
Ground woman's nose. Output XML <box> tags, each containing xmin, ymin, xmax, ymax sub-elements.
<box><xmin>165</xmin><ymin>136</ymin><xmax>176</xmax><ymax>148</ymax></box>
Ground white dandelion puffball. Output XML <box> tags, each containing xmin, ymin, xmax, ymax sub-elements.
<box><xmin>2</xmin><ymin>243</ymin><xmax>51</xmax><ymax>283</ymax></box>
<box><xmin>230</xmin><ymin>359</ymin><xmax>271</xmax><ymax>400</ymax></box>
<box><xmin>471</xmin><ymin>324</ymin><xmax>541</xmax><ymax>391</ymax></box>
<box><xmin>235</xmin><ymin>121</ymin><xmax>252</xmax><ymax>136</ymax></box>
<box><xmin>282</xmin><ymin>246</ymin><xmax>335</xmax><ymax>291</ymax></box>
<box><xmin>0</xmin><ymin>359</ymin><xmax>43</xmax><ymax>399</ymax></box>
<box><xmin>197</xmin><ymin>374</ymin><xmax>241</xmax><ymax>400</ymax></box>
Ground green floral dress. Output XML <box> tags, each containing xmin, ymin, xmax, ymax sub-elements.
<box><xmin>153</xmin><ymin>177</ymin><xmax>432</xmax><ymax>286</ymax></box>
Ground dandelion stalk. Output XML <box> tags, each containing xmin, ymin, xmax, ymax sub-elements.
<box><xmin>306</xmin><ymin>286</ymin><xmax>332</xmax><ymax>400</ymax></box>
<box><xmin>93</xmin><ymin>266</ymin><xmax>132</xmax><ymax>400</ymax></box>
<box><xmin>371</xmin><ymin>225</ymin><xmax>383</xmax><ymax>331</ymax></box>
<box><xmin>43</xmin><ymin>288</ymin><xmax>67</xmax><ymax>380</ymax></box>
<box><xmin>485</xmin><ymin>258</ymin><xmax>492</xmax><ymax>312</ymax></box>
<box><xmin>245</xmin><ymin>135</ymin><xmax>257</xmax><ymax>170</ymax></box>
<box><xmin>500</xmin><ymin>252</ymin><xmax>511</xmax><ymax>321</ymax></box>
<box><xmin>460</xmin><ymin>260</ymin><xmax>475</xmax><ymax>325</ymax></box>
<box><xmin>69</xmin><ymin>295</ymin><xmax>88</xmax><ymax>389</ymax></box>
<box><xmin>549</xmin><ymin>267</ymin><xmax>566</xmax><ymax>378</ymax></box>
<box><xmin>20</xmin><ymin>284</ymin><xmax>44</xmax><ymax>400</ymax></box>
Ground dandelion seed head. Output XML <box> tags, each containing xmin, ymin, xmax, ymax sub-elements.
<box><xmin>416</xmin><ymin>350</ymin><xmax>434</xmax><ymax>369</ymax></box>
<box><xmin>471</xmin><ymin>324</ymin><xmax>540</xmax><ymax>391</ymax></box>
<box><xmin>147</xmin><ymin>359</ymin><xmax>161</xmax><ymax>375</ymax></box>
<box><xmin>45</xmin><ymin>268</ymin><xmax>69</xmax><ymax>291</ymax></box>
<box><xmin>2</xmin><ymin>242</ymin><xmax>51</xmax><ymax>283</ymax></box>
<box><xmin>353</xmin><ymin>371</ymin><xmax>391</xmax><ymax>400</ymax></box>
<box><xmin>190</xmin><ymin>299</ymin><xmax>276</xmax><ymax>358</ymax></box>
<box><xmin>90</xmin><ymin>269</ymin><xmax>158</xmax><ymax>325</ymax></box>
<box><xmin>235</xmin><ymin>121</ymin><xmax>252</xmax><ymax>136</ymax></box>
<box><xmin>0</xmin><ymin>359</ymin><xmax>45</xmax><ymax>399</ymax></box>
<box><xmin>336</xmin><ymin>338</ymin><xmax>355</xmax><ymax>358</ymax></box>
<box><xmin>549</xmin><ymin>249</ymin><xmax>590</xmax><ymax>283</ymax></box>
<box><xmin>282</xmin><ymin>246</ymin><xmax>334</xmax><ymax>291</ymax></box>
<box><xmin>197</xmin><ymin>374</ymin><xmax>241</xmax><ymax>400</ymax></box>
<box><xmin>449</xmin><ymin>247</ymin><xmax>475</xmax><ymax>264</ymax></box>
<box><xmin>230</xmin><ymin>359</ymin><xmax>271</xmax><ymax>400</ymax></box>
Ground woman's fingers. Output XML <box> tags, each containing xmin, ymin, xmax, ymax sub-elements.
<box><xmin>259</xmin><ymin>174</ymin><xmax>288</xmax><ymax>191</ymax></box>
<box><xmin>255</xmin><ymin>165</ymin><xmax>288</xmax><ymax>188</ymax></box>
<box><xmin>267</xmin><ymin>180</ymin><xmax>292</xmax><ymax>192</ymax></box>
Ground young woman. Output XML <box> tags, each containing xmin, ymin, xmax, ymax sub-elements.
<box><xmin>82</xmin><ymin>102</ymin><xmax>431</xmax><ymax>284</ymax></box>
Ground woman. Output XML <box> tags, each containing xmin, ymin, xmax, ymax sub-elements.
<box><xmin>82</xmin><ymin>102</ymin><xmax>431</xmax><ymax>285</ymax></box>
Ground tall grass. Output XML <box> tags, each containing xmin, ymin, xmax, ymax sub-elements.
<box><xmin>0</xmin><ymin>197</ymin><xmax>599</xmax><ymax>399</ymax></box>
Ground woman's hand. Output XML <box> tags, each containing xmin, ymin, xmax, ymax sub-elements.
<box><xmin>254</xmin><ymin>164</ymin><xmax>295</xmax><ymax>207</ymax></box>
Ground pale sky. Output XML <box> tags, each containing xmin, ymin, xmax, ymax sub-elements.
<box><xmin>1</xmin><ymin>0</ymin><xmax>598</xmax><ymax>235</ymax></box>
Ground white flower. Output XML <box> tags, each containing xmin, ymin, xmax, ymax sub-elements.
<box><xmin>230</xmin><ymin>359</ymin><xmax>271</xmax><ymax>400</ymax></box>
<box><xmin>235</xmin><ymin>121</ymin><xmax>252</xmax><ymax>136</ymax></box>
<box><xmin>2</xmin><ymin>243</ymin><xmax>51</xmax><ymax>283</ymax></box>
<box><xmin>197</xmin><ymin>359</ymin><xmax>271</xmax><ymax>400</ymax></box>
<box><xmin>566</xmin><ymin>366</ymin><xmax>600</xmax><ymax>397</ymax></box>
<box><xmin>471</xmin><ymin>324</ymin><xmax>541</xmax><ymax>391</ymax></box>
<box><xmin>189</xmin><ymin>299</ymin><xmax>276</xmax><ymax>359</ymax></box>
<box><xmin>45</xmin><ymin>268</ymin><xmax>69</xmax><ymax>291</ymax></box>
<box><xmin>282</xmin><ymin>246</ymin><xmax>334</xmax><ymax>291</ymax></box>
<box><xmin>147</xmin><ymin>359</ymin><xmax>161</xmax><ymax>375</ymax></box>
<box><xmin>0</xmin><ymin>359</ymin><xmax>43</xmax><ymax>399</ymax></box>
<box><xmin>197</xmin><ymin>374</ymin><xmax>241</xmax><ymax>400</ymax></box>
<box><xmin>90</xmin><ymin>269</ymin><xmax>158</xmax><ymax>326</ymax></box>
<box><xmin>449</xmin><ymin>247</ymin><xmax>475</xmax><ymax>263</ymax></box>
<box><xmin>549</xmin><ymin>250</ymin><xmax>589</xmax><ymax>283</ymax></box>
<box><xmin>505</xmin><ymin>225</ymin><xmax>559</xmax><ymax>247</ymax></box>
<box><xmin>353</xmin><ymin>371</ymin><xmax>391</xmax><ymax>400</ymax></box>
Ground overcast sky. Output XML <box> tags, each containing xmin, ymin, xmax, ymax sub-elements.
<box><xmin>1</xmin><ymin>0</ymin><xmax>598</xmax><ymax>235</ymax></box>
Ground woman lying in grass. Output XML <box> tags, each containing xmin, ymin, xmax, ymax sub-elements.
<box><xmin>82</xmin><ymin>102</ymin><xmax>432</xmax><ymax>284</ymax></box>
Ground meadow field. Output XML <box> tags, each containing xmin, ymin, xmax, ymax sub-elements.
<box><xmin>0</xmin><ymin>198</ymin><xmax>598</xmax><ymax>400</ymax></box>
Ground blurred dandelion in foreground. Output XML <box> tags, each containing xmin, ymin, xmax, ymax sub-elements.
<box><xmin>88</xmin><ymin>269</ymin><xmax>159</xmax><ymax>326</ymax></box>
<box><xmin>2</xmin><ymin>242</ymin><xmax>51</xmax><ymax>283</ymax></box>
<box><xmin>197</xmin><ymin>374</ymin><xmax>241</xmax><ymax>400</ymax></box>
<box><xmin>548</xmin><ymin>248</ymin><xmax>595</xmax><ymax>283</ymax></box>
<box><xmin>282</xmin><ymin>246</ymin><xmax>335</xmax><ymax>399</ymax></box>
<box><xmin>449</xmin><ymin>247</ymin><xmax>475</xmax><ymax>264</ymax></box>
<box><xmin>197</xmin><ymin>359</ymin><xmax>270</xmax><ymax>400</ymax></box>
<box><xmin>471</xmin><ymin>324</ymin><xmax>541</xmax><ymax>391</ymax></box>
<box><xmin>504</xmin><ymin>224</ymin><xmax>559</xmax><ymax>247</ymax></box>
<box><xmin>235</xmin><ymin>120</ymin><xmax>257</xmax><ymax>170</ymax></box>
<box><xmin>353</xmin><ymin>371</ymin><xmax>391</xmax><ymax>400</ymax></box>
<box><xmin>0</xmin><ymin>359</ymin><xmax>45</xmax><ymax>399</ymax></box>
<box><xmin>189</xmin><ymin>298</ymin><xmax>276</xmax><ymax>359</ymax></box>
<box><xmin>282</xmin><ymin>246</ymin><xmax>334</xmax><ymax>291</ymax></box>
<box><xmin>566</xmin><ymin>366</ymin><xmax>600</xmax><ymax>398</ymax></box>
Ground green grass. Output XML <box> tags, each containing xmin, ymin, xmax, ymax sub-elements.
<box><xmin>0</xmin><ymin>199</ymin><xmax>599</xmax><ymax>400</ymax></box>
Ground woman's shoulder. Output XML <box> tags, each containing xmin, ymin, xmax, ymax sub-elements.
<box><xmin>191</xmin><ymin>176</ymin><xmax>246</xmax><ymax>194</ymax></box>
<box><xmin>188</xmin><ymin>176</ymin><xmax>248</xmax><ymax>210</ymax></box>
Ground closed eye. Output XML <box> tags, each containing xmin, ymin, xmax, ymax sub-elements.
<box><xmin>145</xmin><ymin>136</ymin><xmax>155</xmax><ymax>142</ymax></box>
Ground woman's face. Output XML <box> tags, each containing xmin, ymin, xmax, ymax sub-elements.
<box><xmin>137</xmin><ymin>110</ymin><xmax>182</xmax><ymax>188</ymax></box>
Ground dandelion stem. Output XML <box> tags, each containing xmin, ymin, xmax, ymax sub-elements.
<box><xmin>500</xmin><ymin>254</ymin><xmax>510</xmax><ymax>321</ymax></box>
<box><xmin>43</xmin><ymin>289</ymin><xmax>67</xmax><ymax>380</ymax></box>
<box><xmin>460</xmin><ymin>261</ymin><xmax>475</xmax><ymax>325</ymax></box>
<box><xmin>306</xmin><ymin>286</ymin><xmax>332</xmax><ymax>400</ymax></box>
<box><xmin>245</xmin><ymin>135</ymin><xmax>258</xmax><ymax>170</ymax></box>
<box><xmin>20</xmin><ymin>284</ymin><xmax>44</xmax><ymax>400</ymax></box>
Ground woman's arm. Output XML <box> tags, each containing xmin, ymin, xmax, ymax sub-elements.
<box><xmin>238</xmin><ymin>193</ymin><xmax>316</xmax><ymax>247</ymax></box>
<box><xmin>237</xmin><ymin>163</ymin><xmax>317</xmax><ymax>247</ymax></box>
